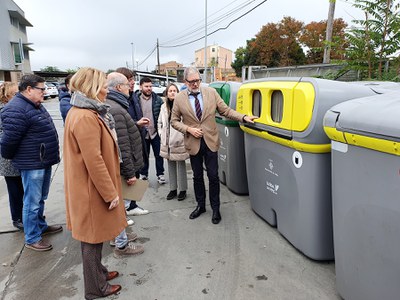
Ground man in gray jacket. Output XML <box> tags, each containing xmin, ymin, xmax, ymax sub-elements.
<box><xmin>106</xmin><ymin>72</ymin><xmax>146</xmax><ymax>257</ymax></box>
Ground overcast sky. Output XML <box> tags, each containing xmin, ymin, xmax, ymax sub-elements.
<box><xmin>13</xmin><ymin>0</ymin><xmax>363</xmax><ymax>72</ymax></box>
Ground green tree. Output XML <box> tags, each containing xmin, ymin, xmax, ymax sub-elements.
<box><xmin>66</xmin><ymin>68</ymin><xmax>78</xmax><ymax>74</ymax></box>
<box><xmin>231</xmin><ymin>39</ymin><xmax>259</xmax><ymax>77</ymax></box>
<box><xmin>300</xmin><ymin>18</ymin><xmax>348</xmax><ymax>64</ymax></box>
<box><xmin>231</xmin><ymin>17</ymin><xmax>306</xmax><ymax>77</ymax></box>
<box><xmin>40</xmin><ymin>66</ymin><xmax>61</xmax><ymax>72</ymax></box>
<box><xmin>251</xmin><ymin>17</ymin><xmax>305</xmax><ymax>67</ymax></box>
<box><xmin>231</xmin><ymin>46</ymin><xmax>246</xmax><ymax>77</ymax></box>
<box><xmin>346</xmin><ymin>0</ymin><xmax>400</xmax><ymax>79</ymax></box>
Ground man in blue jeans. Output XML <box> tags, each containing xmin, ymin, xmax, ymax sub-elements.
<box><xmin>1</xmin><ymin>74</ymin><xmax>62</xmax><ymax>251</ymax></box>
<box><xmin>136</xmin><ymin>77</ymin><xmax>165</xmax><ymax>184</ymax></box>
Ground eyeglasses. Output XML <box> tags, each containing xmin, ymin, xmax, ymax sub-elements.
<box><xmin>32</xmin><ymin>86</ymin><xmax>46</xmax><ymax>92</ymax></box>
<box><xmin>186</xmin><ymin>78</ymin><xmax>201</xmax><ymax>85</ymax></box>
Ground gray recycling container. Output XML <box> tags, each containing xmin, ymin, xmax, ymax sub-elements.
<box><xmin>210</xmin><ymin>81</ymin><xmax>248</xmax><ymax>195</ymax></box>
<box><xmin>236</xmin><ymin>77</ymin><xmax>378</xmax><ymax>260</ymax></box>
<box><xmin>324</xmin><ymin>90</ymin><xmax>400</xmax><ymax>300</ymax></box>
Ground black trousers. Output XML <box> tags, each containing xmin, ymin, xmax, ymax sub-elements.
<box><xmin>189</xmin><ymin>138</ymin><xmax>220</xmax><ymax>211</ymax></box>
<box><xmin>4</xmin><ymin>176</ymin><xmax>24</xmax><ymax>222</ymax></box>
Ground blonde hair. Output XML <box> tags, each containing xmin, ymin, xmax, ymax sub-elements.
<box><xmin>0</xmin><ymin>82</ymin><xmax>18</xmax><ymax>104</ymax></box>
<box><xmin>69</xmin><ymin>67</ymin><xmax>107</xmax><ymax>101</ymax></box>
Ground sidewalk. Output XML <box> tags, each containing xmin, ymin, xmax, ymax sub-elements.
<box><xmin>0</xmin><ymin>98</ymin><xmax>340</xmax><ymax>300</ymax></box>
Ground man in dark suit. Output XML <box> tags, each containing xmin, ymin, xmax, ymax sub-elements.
<box><xmin>171</xmin><ymin>67</ymin><xmax>257</xmax><ymax>224</ymax></box>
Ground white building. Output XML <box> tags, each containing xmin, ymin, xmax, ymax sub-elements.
<box><xmin>0</xmin><ymin>0</ymin><xmax>33</xmax><ymax>82</ymax></box>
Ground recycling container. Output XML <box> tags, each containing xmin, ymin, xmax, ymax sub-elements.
<box><xmin>324</xmin><ymin>90</ymin><xmax>400</xmax><ymax>300</ymax></box>
<box><xmin>236</xmin><ymin>77</ymin><xmax>378</xmax><ymax>260</ymax></box>
<box><xmin>210</xmin><ymin>81</ymin><xmax>248</xmax><ymax>195</ymax></box>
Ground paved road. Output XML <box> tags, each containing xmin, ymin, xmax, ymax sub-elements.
<box><xmin>0</xmin><ymin>97</ymin><xmax>340</xmax><ymax>300</ymax></box>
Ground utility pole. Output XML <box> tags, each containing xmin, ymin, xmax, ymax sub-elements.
<box><xmin>131</xmin><ymin>42</ymin><xmax>135</xmax><ymax>71</ymax></box>
<box><xmin>204</xmin><ymin>0</ymin><xmax>208</xmax><ymax>82</ymax></box>
<box><xmin>323</xmin><ymin>0</ymin><xmax>336</xmax><ymax>64</ymax></box>
<box><xmin>157</xmin><ymin>38</ymin><xmax>160</xmax><ymax>74</ymax></box>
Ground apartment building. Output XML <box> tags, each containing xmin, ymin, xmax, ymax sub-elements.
<box><xmin>194</xmin><ymin>44</ymin><xmax>233</xmax><ymax>70</ymax></box>
<box><xmin>0</xmin><ymin>0</ymin><xmax>33</xmax><ymax>82</ymax></box>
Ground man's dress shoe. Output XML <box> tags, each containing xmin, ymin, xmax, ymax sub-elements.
<box><xmin>104</xmin><ymin>284</ymin><xmax>121</xmax><ymax>297</ymax></box>
<box><xmin>189</xmin><ymin>206</ymin><xmax>206</xmax><ymax>219</ymax></box>
<box><xmin>106</xmin><ymin>271</ymin><xmax>119</xmax><ymax>281</ymax></box>
<box><xmin>212</xmin><ymin>211</ymin><xmax>221</xmax><ymax>224</ymax></box>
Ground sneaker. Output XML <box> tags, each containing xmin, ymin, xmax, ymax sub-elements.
<box><xmin>42</xmin><ymin>225</ymin><xmax>63</xmax><ymax>236</ymax></box>
<box><xmin>110</xmin><ymin>232</ymin><xmax>138</xmax><ymax>247</ymax></box>
<box><xmin>12</xmin><ymin>220</ymin><xmax>24</xmax><ymax>230</ymax></box>
<box><xmin>126</xmin><ymin>217</ymin><xmax>134</xmax><ymax>226</ymax></box>
<box><xmin>25</xmin><ymin>239</ymin><xmax>52</xmax><ymax>251</ymax></box>
<box><xmin>157</xmin><ymin>175</ymin><xmax>166</xmax><ymax>184</ymax></box>
<box><xmin>166</xmin><ymin>190</ymin><xmax>177</xmax><ymax>200</ymax></box>
<box><xmin>177</xmin><ymin>190</ymin><xmax>187</xmax><ymax>201</ymax></box>
<box><xmin>140</xmin><ymin>174</ymin><xmax>148</xmax><ymax>180</ymax></box>
<box><xmin>114</xmin><ymin>242</ymin><xmax>144</xmax><ymax>258</ymax></box>
<box><xmin>127</xmin><ymin>206</ymin><xmax>149</xmax><ymax>216</ymax></box>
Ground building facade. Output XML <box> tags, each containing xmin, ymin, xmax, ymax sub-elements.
<box><xmin>0</xmin><ymin>0</ymin><xmax>33</xmax><ymax>82</ymax></box>
<box><xmin>194</xmin><ymin>45</ymin><xmax>233</xmax><ymax>70</ymax></box>
<box><xmin>158</xmin><ymin>60</ymin><xmax>183</xmax><ymax>76</ymax></box>
<box><xmin>194</xmin><ymin>44</ymin><xmax>237</xmax><ymax>82</ymax></box>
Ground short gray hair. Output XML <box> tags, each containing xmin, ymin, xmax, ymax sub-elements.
<box><xmin>183</xmin><ymin>67</ymin><xmax>201</xmax><ymax>81</ymax></box>
<box><xmin>107</xmin><ymin>72</ymin><xmax>127</xmax><ymax>89</ymax></box>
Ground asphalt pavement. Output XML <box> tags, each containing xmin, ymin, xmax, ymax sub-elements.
<box><xmin>0</xmin><ymin>97</ymin><xmax>340</xmax><ymax>300</ymax></box>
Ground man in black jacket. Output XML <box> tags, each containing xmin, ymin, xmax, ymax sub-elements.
<box><xmin>1</xmin><ymin>74</ymin><xmax>62</xmax><ymax>251</ymax></box>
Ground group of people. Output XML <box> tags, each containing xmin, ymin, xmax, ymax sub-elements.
<box><xmin>0</xmin><ymin>66</ymin><xmax>256</xmax><ymax>299</ymax></box>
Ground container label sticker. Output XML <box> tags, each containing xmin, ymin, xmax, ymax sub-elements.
<box><xmin>266</xmin><ymin>180</ymin><xmax>279</xmax><ymax>195</ymax></box>
<box><xmin>225</xmin><ymin>126</ymin><xmax>229</xmax><ymax>137</ymax></box>
<box><xmin>331</xmin><ymin>140</ymin><xmax>348</xmax><ymax>153</ymax></box>
<box><xmin>292</xmin><ymin>151</ymin><xmax>303</xmax><ymax>168</ymax></box>
<box><xmin>265</xmin><ymin>159</ymin><xmax>279</xmax><ymax>177</ymax></box>
<box><xmin>219</xmin><ymin>138</ymin><xmax>226</xmax><ymax>151</ymax></box>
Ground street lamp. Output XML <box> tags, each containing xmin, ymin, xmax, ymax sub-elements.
<box><xmin>131</xmin><ymin>42</ymin><xmax>135</xmax><ymax>71</ymax></box>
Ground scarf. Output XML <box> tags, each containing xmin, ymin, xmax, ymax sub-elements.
<box><xmin>71</xmin><ymin>91</ymin><xmax>122</xmax><ymax>162</ymax></box>
<box><xmin>71</xmin><ymin>92</ymin><xmax>115</xmax><ymax>131</ymax></box>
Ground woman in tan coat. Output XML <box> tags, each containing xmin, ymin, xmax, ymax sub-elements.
<box><xmin>63</xmin><ymin>67</ymin><xmax>127</xmax><ymax>299</ymax></box>
<box><xmin>158</xmin><ymin>83</ymin><xmax>189</xmax><ymax>201</ymax></box>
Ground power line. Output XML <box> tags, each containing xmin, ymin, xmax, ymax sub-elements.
<box><xmin>161</xmin><ymin>0</ymin><xmax>268</xmax><ymax>48</ymax></box>
<box><xmin>137</xmin><ymin>45</ymin><xmax>157</xmax><ymax>67</ymax></box>
<box><xmin>137</xmin><ymin>0</ymin><xmax>268</xmax><ymax>67</ymax></box>
<box><xmin>161</xmin><ymin>0</ymin><xmax>255</xmax><ymax>46</ymax></box>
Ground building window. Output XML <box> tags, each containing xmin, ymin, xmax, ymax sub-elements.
<box><xmin>13</xmin><ymin>42</ymin><xmax>23</xmax><ymax>64</ymax></box>
<box><xmin>10</xmin><ymin>16</ymin><xmax>19</xmax><ymax>29</ymax></box>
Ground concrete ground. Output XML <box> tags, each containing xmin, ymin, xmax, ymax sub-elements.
<box><xmin>0</xmin><ymin>98</ymin><xmax>340</xmax><ymax>300</ymax></box>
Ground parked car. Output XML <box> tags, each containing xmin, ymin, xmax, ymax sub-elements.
<box><xmin>44</xmin><ymin>82</ymin><xmax>59</xmax><ymax>99</ymax></box>
<box><xmin>134</xmin><ymin>81</ymin><xmax>166</xmax><ymax>96</ymax></box>
<box><xmin>49</xmin><ymin>81</ymin><xmax>60</xmax><ymax>89</ymax></box>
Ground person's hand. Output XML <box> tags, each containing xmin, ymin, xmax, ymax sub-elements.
<box><xmin>187</xmin><ymin>127</ymin><xmax>203</xmax><ymax>138</ymax></box>
<box><xmin>244</xmin><ymin>115</ymin><xmax>259</xmax><ymax>124</ymax></box>
<box><xmin>126</xmin><ymin>176</ymin><xmax>137</xmax><ymax>186</ymax></box>
<box><xmin>108</xmin><ymin>195</ymin><xmax>119</xmax><ymax>210</ymax></box>
<box><xmin>137</xmin><ymin>117</ymin><xmax>150</xmax><ymax>127</ymax></box>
